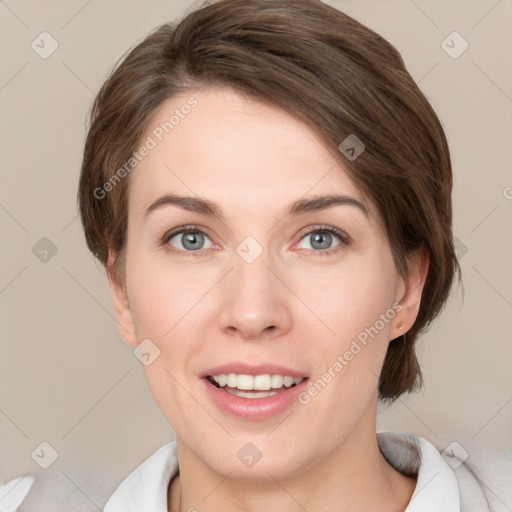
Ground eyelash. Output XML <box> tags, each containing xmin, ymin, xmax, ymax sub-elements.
<box><xmin>299</xmin><ymin>225</ymin><xmax>351</xmax><ymax>256</ymax></box>
<box><xmin>161</xmin><ymin>224</ymin><xmax>350</xmax><ymax>258</ymax></box>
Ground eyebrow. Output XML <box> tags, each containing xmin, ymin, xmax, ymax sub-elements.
<box><xmin>144</xmin><ymin>193</ymin><xmax>369</xmax><ymax>220</ymax></box>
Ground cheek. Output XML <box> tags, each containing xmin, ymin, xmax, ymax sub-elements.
<box><xmin>124</xmin><ymin>245</ymin><xmax>218</xmax><ymax>388</ymax></box>
<box><xmin>289</xmin><ymin>251</ymin><xmax>398</xmax><ymax>407</ymax></box>
<box><xmin>125</xmin><ymin>260</ymin><xmax>206</xmax><ymax>427</ymax></box>
<box><xmin>126</xmin><ymin>248</ymin><xmax>207</xmax><ymax>340</ymax></box>
<box><xmin>289</xmin><ymin>251</ymin><xmax>397</xmax><ymax>344</ymax></box>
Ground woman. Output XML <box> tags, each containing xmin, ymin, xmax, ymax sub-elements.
<box><xmin>78</xmin><ymin>1</ymin><xmax>499</xmax><ymax>510</ymax></box>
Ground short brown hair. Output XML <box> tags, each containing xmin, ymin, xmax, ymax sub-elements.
<box><xmin>78</xmin><ymin>0</ymin><xmax>460</xmax><ymax>401</ymax></box>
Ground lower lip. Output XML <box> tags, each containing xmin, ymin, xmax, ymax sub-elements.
<box><xmin>202</xmin><ymin>378</ymin><xmax>308</xmax><ymax>421</ymax></box>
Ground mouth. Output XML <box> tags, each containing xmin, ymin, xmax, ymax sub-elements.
<box><xmin>201</xmin><ymin>366</ymin><xmax>309</xmax><ymax>420</ymax></box>
<box><xmin>206</xmin><ymin>373</ymin><xmax>305</xmax><ymax>399</ymax></box>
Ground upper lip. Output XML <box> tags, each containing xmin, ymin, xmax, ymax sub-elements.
<box><xmin>201</xmin><ymin>363</ymin><xmax>308</xmax><ymax>379</ymax></box>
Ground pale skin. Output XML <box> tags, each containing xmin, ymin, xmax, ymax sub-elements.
<box><xmin>108</xmin><ymin>87</ymin><xmax>429</xmax><ymax>511</ymax></box>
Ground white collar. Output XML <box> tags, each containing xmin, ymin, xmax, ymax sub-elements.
<box><xmin>378</xmin><ymin>432</ymin><xmax>460</xmax><ymax>511</ymax></box>
<box><xmin>104</xmin><ymin>432</ymin><xmax>460</xmax><ymax>511</ymax></box>
<box><xmin>104</xmin><ymin>442</ymin><xmax>178</xmax><ymax>512</ymax></box>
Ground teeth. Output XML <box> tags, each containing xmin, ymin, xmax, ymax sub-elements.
<box><xmin>254</xmin><ymin>374</ymin><xmax>272</xmax><ymax>390</ymax></box>
<box><xmin>226</xmin><ymin>374</ymin><xmax>237</xmax><ymax>387</ymax></box>
<box><xmin>225</xmin><ymin>388</ymin><xmax>279</xmax><ymax>399</ymax></box>
<box><xmin>237</xmin><ymin>374</ymin><xmax>254</xmax><ymax>390</ymax></box>
<box><xmin>271</xmin><ymin>375</ymin><xmax>284</xmax><ymax>388</ymax></box>
<box><xmin>210</xmin><ymin>373</ymin><xmax>304</xmax><ymax>391</ymax></box>
<box><xmin>283</xmin><ymin>376</ymin><xmax>294</xmax><ymax>387</ymax></box>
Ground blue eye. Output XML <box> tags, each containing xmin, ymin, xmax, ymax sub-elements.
<box><xmin>166</xmin><ymin>229</ymin><xmax>214</xmax><ymax>251</ymax></box>
<box><xmin>297</xmin><ymin>227</ymin><xmax>348</xmax><ymax>253</ymax></box>
<box><xmin>162</xmin><ymin>225</ymin><xmax>349</xmax><ymax>257</ymax></box>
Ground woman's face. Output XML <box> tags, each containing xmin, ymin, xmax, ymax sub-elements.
<box><xmin>110</xmin><ymin>87</ymin><xmax>422</xmax><ymax>480</ymax></box>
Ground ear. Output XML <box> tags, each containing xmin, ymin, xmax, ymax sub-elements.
<box><xmin>106</xmin><ymin>250</ymin><xmax>138</xmax><ymax>347</ymax></box>
<box><xmin>390</xmin><ymin>245</ymin><xmax>430</xmax><ymax>340</ymax></box>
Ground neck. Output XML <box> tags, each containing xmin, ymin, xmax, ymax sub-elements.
<box><xmin>169</xmin><ymin>410</ymin><xmax>416</xmax><ymax>512</ymax></box>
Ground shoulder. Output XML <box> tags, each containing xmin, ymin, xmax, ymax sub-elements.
<box><xmin>377</xmin><ymin>431</ymin><xmax>512</xmax><ymax>512</ymax></box>
<box><xmin>449</xmin><ymin>442</ymin><xmax>512</xmax><ymax>512</ymax></box>
<box><xmin>103</xmin><ymin>442</ymin><xmax>178</xmax><ymax>512</ymax></box>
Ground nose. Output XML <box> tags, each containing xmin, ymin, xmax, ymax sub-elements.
<box><xmin>217</xmin><ymin>250</ymin><xmax>292</xmax><ymax>341</ymax></box>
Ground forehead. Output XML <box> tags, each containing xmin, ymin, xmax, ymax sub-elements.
<box><xmin>129</xmin><ymin>87</ymin><xmax>372</xmax><ymax>219</ymax></box>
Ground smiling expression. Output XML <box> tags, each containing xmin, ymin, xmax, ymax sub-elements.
<box><xmin>108</xmin><ymin>86</ymin><xmax>422</xmax><ymax>480</ymax></box>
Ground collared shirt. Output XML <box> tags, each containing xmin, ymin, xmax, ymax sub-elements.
<box><xmin>103</xmin><ymin>431</ymin><xmax>496</xmax><ymax>512</ymax></box>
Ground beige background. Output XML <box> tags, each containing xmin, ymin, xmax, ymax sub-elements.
<box><xmin>1</xmin><ymin>0</ymin><xmax>511</xmax><ymax>510</ymax></box>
